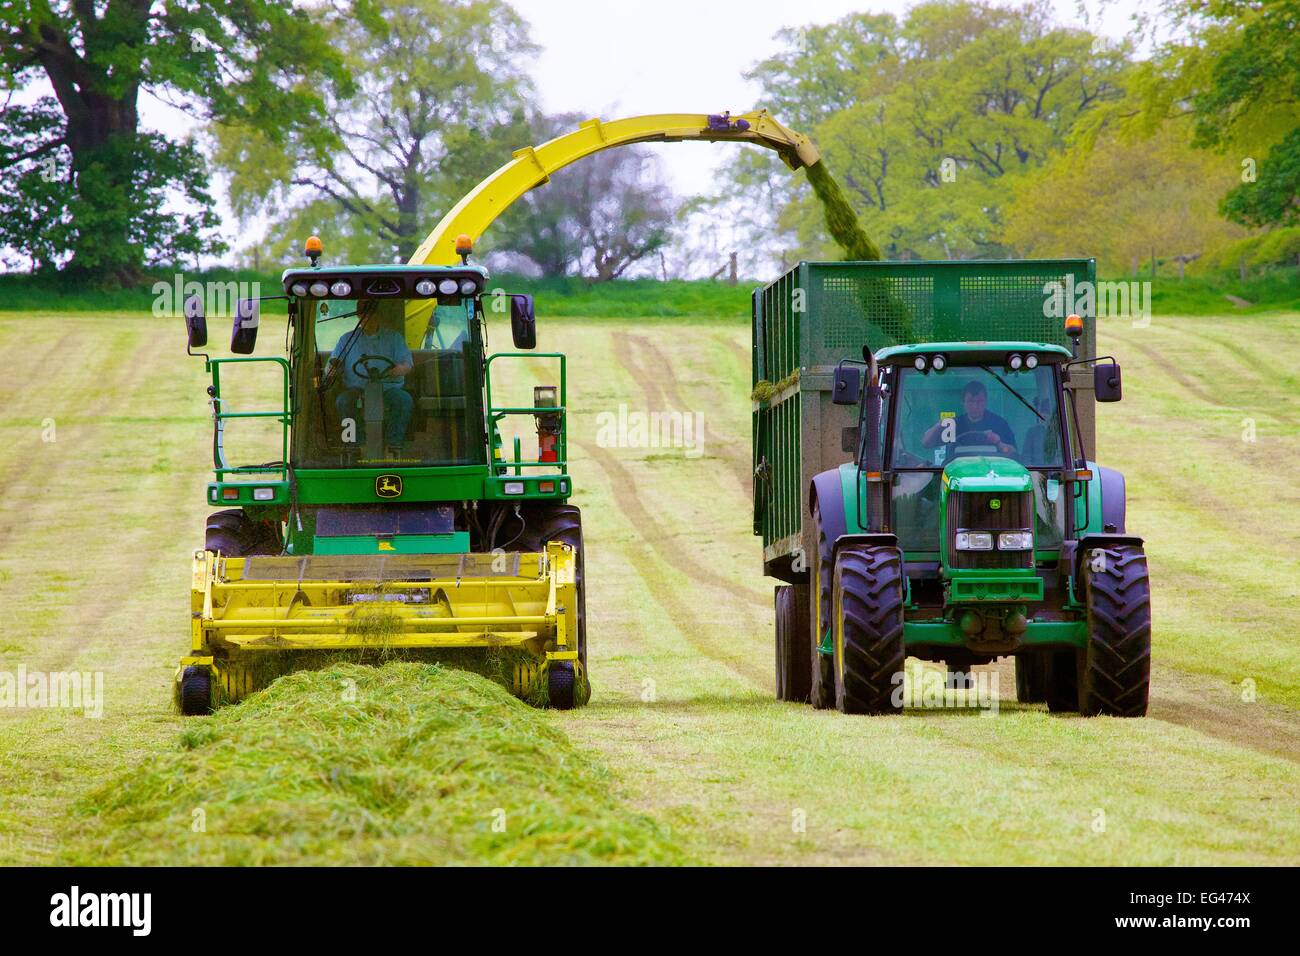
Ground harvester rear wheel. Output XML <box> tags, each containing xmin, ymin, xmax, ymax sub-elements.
<box><xmin>808</xmin><ymin>503</ymin><xmax>837</xmax><ymax>710</ymax></box>
<box><xmin>179</xmin><ymin>666</ymin><xmax>212</xmax><ymax>716</ymax></box>
<box><xmin>1080</xmin><ymin>544</ymin><xmax>1151</xmax><ymax>717</ymax></box>
<box><xmin>548</xmin><ymin>661</ymin><xmax>576</xmax><ymax>710</ymax></box>
<box><xmin>774</xmin><ymin>584</ymin><xmax>812</xmax><ymax>702</ymax></box>
<box><xmin>1015</xmin><ymin>652</ymin><xmax>1049</xmax><ymax>703</ymax></box>
<box><xmin>1044</xmin><ymin>650</ymin><xmax>1081</xmax><ymax>713</ymax></box>
<box><xmin>832</xmin><ymin>544</ymin><xmax>905</xmax><ymax>715</ymax></box>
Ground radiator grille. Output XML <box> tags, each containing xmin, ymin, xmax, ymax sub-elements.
<box><xmin>946</xmin><ymin>490</ymin><xmax>1034</xmax><ymax>569</ymax></box>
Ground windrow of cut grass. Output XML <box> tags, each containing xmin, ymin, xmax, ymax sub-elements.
<box><xmin>60</xmin><ymin>663</ymin><xmax>690</xmax><ymax>866</ymax></box>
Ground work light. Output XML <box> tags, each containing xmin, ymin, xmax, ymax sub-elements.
<box><xmin>931</xmin><ymin>353</ymin><xmax>946</xmax><ymax>371</ymax></box>
<box><xmin>291</xmin><ymin>282</ymin><xmax>308</xmax><ymax>297</ymax></box>
<box><xmin>438</xmin><ymin>278</ymin><xmax>459</xmax><ymax>296</ymax></box>
<box><xmin>1008</xmin><ymin>353</ymin><xmax>1023</xmax><ymax>370</ymax></box>
<box><xmin>459</xmin><ymin>279</ymin><xmax>478</xmax><ymax>295</ymax></box>
<box><xmin>1025</xmin><ymin>353</ymin><xmax>1038</xmax><ymax>369</ymax></box>
<box><xmin>330</xmin><ymin>281</ymin><xmax>351</xmax><ymax>297</ymax></box>
<box><xmin>955</xmin><ymin>531</ymin><xmax>994</xmax><ymax>551</ymax></box>
<box><xmin>914</xmin><ymin>355</ymin><xmax>928</xmax><ymax>371</ymax></box>
<box><xmin>998</xmin><ymin>531</ymin><xmax>1034</xmax><ymax>550</ymax></box>
<box><xmin>309</xmin><ymin>281</ymin><xmax>329</xmax><ymax>297</ymax></box>
<box><xmin>415</xmin><ymin>279</ymin><xmax>436</xmax><ymax>296</ymax></box>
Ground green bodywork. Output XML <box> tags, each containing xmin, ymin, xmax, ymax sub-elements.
<box><xmin>202</xmin><ymin>264</ymin><xmax>570</xmax><ymax>557</ymax></box>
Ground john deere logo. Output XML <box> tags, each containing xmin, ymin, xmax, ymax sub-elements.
<box><xmin>375</xmin><ymin>475</ymin><xmax>403</xmax><ymax>498</ymax></box>
<box><xmin>989</xmin><ymin>498</ymin><xmax>1002</xmax><ymax>510</ymax></box>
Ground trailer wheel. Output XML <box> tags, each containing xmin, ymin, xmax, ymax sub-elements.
<box><xmin>548</xmin><ymin>661</ymin><xmax>576</xmax><ymax>710</ymax></box>
<box><xmin>1044</xmin><ymin>650</ymin><xmax>1081</xmax><ymax>713</ymax></box>
<box><xmin>774</xmin><ymin>584</ymin><xmax>812</xmax><ymax>702</ymax></box>
<box><xmin>1015</xmin><ymin>652</ymin><xmax>1049</xmax><ymax>703</ymax></box>
<box><xmin>832</xmin><ymin>544</ymin><xmax>905</xmax><ymax>715</ymax></box>
<box><xmin>179</xmin><ymin>666</ymin><xmax>212</xmax><ymax>716</ymax></box>
<box><xmin>1080</xmin><ymin>544</ymin><xmax>1151</xmax><ymax>717</ymax></box>
<box><xmin>808</xmin><ymin>503</ymin><xmax>836</xmax><ymax>709</ymax></box>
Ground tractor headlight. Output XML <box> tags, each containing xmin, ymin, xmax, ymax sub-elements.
<box><xmin>997</xmin><ymin>531</ymin><xmax>1034</xmax><ymax>551</ymax></box>
<box><xmin>415</xmin><ymin>279</ymin><xmax>436</xmax><ymax>296</ymax></box>
<box><xmin>503</xmin><ymin>481</ymin><xmax>525</xmax><ymax>495</ymax></box>
<box><xmin>459</xmin><ymin>279</ymin><xmax>478</xmax><ymax>295</ymax></box>
<box><xmin>253</xmin><ymin>487</ymin><xmax>275</xmax><ymax>501</ymax></box>
<box><xmin>330</xmin><ymin>281</ymin><xmax>351</xmax><ymax>297</ymax></box>
<box><xmin>954</xmin><ymin>531</ymin><xmax>994</xmax><ymax>551</ymax></box>
<box><xmin>309</xmin><ymin>281</ymin><xmax>329</xmax><ymax>297</ymax></box>
<box><xmin>914</xmin><ymin>355</ymin><xmax>928</xmax><ymax>371</ymax></box>
<box><xmin>438</xmin><ymin>278</ymin><xmax>459</xmax><ymax>296</ymax></box>
<box><xmin>1025</xmin><ymin>353</ymin><xmax>1039</xmax><ymax>369</ymax></box>
<box><xmin>291</xmin><ymin>282</ymin><xmax>309</xmax><ymax>297</ymax></box>
<box><xmin>931</xmin><ymin>353</ymin><xmax>946</xmax><ymax>371</ymax></box>
<box><xmin>1008</xmin><ymin>353</ymin><xmax>1024</xmax><ymax>370</ymax></box>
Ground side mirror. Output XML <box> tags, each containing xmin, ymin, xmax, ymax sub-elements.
<box><xmin>832</xmin><ymin>364</ymin><xmax>861</xmax><ymax>406</ymax></box>
<box><xmin>231</xmin><ymin>298</ymin><xmax>260</xmax><ymax>354</ymax></box>
<box><xmin>1094</xmin><ymin>362</ymin><xmax>1122</xmax><ymax>402</ymax></box>
<box><xmin>183</xmin><ymin>294</ymin><xmax>207</xmax><ymax>349</ymax></box>
<box><xmin>510</xmin><ymin>294</ymin><xmax>536</xmax><ymax>350</ymax></box>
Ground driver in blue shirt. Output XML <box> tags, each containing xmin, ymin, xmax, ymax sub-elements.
<box><xmin>921</xmin><ymin>380</ymin><xmax>1017</xmax><ymax>457</ymax></box>
<box><xmin>326</xmin><ymin>299</ymin><xmax>413</xmax><ymax>451</ymax></box>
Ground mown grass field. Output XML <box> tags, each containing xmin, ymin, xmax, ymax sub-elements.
<box><xmin>0</xmin><ymin>305</ymin><xmax>1297</xmax><ymax>865</ymax></box>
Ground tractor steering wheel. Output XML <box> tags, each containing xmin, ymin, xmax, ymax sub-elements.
<box><xmin>351</xmin><ymin>353</ymin><xmax>397</xmax><ymax>382</ymax></box>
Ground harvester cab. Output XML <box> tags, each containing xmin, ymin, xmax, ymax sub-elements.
<box><xmin>176</xmin><ymin>236</ymin><xmax>587</xmax><ymax>715</ymax></box>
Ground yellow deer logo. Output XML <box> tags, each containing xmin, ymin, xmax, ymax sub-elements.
<box><xmin>375</xmin><ymin>475</ymin><xmax>403</xmax><ymax>498</ymax></box>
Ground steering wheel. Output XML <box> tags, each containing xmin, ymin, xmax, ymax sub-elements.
<box><xmin>351</xmin><ymin>353</ymin><xmax>397</xmax><ymax>382</ymax></box>
<box><xmin>953</xmin><ymin>429</ymin><xmax>998</xmax><ymax>445</ymax></box>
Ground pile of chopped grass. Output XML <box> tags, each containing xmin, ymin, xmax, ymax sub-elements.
<box><xmin>63</xmin><ymin>663</ymin><xmax>687</xmax><ymax>865</ymax></box>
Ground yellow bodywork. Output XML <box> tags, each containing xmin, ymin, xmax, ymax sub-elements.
<box><xmin>180</xmin><ymin>542</ymin><xmax>579</xmax><ymax>703</ymax></box>
<box><xmin>402</xmin><ymin>109</ymin><xmax>819</xmax><ymax>341</ymax></box>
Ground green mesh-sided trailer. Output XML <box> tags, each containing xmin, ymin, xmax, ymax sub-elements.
<box><xmin>752</xmin><ymin>259</ymin><xmax>1097</xmax><ymax>581</ymax></box>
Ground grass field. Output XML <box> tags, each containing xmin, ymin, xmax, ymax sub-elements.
<box><xmin>0</xmin><ymin>305</ymin><xmax>1298</xmax><ymax>865</ymax></box>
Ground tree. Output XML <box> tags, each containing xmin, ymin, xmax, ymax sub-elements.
<box><xmin>0</xmin><ymin>0</ymin><xmax>345</xmax><ymax>284</ymax></box>
<box><xmin>215</xmin><ymin>0</ymin><xmax>536</xmax><ymax>264</ymax></box>
<box><xmin>489</xmin><ymin>113</ymin><xmax>676</xmax><ymax>279</ymax></box>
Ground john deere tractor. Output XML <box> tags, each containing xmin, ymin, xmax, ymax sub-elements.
<box><xmin>755</xmin><ymin>259</ymin><xmax>1151</xmax><ymax>717</ymax></box>
<box><xmin>176</xmin><ymin>236</ymin><xmax>586</xmax><ymax>714</ymax></box>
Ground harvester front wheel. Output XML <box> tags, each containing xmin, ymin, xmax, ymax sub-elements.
<box><xmin>808</xmin><ymin>503</ymin><xmax>836</xmax><ymax>710</ymax></box>
<box><xmin>514</xmin><ymin>504</ymin><xmax>586</xmax><ymax>669</ymax></box>
<box><xmin>205</xmin><ymin>509</ymin><xmax>280</xmax><ymax>557</ymax></box>
<box><xmin>774</xmin><ymin>584</ymin><xmax>812</xmax><ymax>702</ymax></box>
<box><xmin>548</xmin><ymin>661</ymin><xmax>576</xmax><ymax>710</ymax></box>
<box><xmin>832</xmin><ymin>544</ymin><xmax>905</xmax><ymax>715</ymax></box>
<box><xmin>1080</xmin><ymin>544</ymin><xmax>1151</xmax><ymax>717</ymax></box>
<box><xmin>179</xmin><ymin>666</ymin><xmax>212</xmax><ymax>716</ymax></box>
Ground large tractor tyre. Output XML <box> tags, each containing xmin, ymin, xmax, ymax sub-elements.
<box><xmin>204</xmin><ymin>509</ymin><xmax>281</xmax><ymax>558</ymax></box>
<box><xmin>1044</xmin><ymin>650</ymin><xmax>1082</xmax><ymax>713</ymax></box>
<box><xmin>179</xmin><ymin>666</ymin><xmax>212</xmax><ymax>716</ymax></box>
<box><xmin>831</xmin><ymin>544</ymin><xmax>906</xmax><ymax>715</ymax></box>
<box><xmin>808</xmin><ymin>502</ymin><xmax>837</xmax><ymax>710</ymax></box>
<box><xmin>514</xmin><ymin>504</ymin><xmax>587</xmax><ymax>669</ymax></box>
<box><xmin>1015</xmin><ymin>652</ymin><xmax>1050</xmax><ymax>703</ymax></box>
<box><xmin>1079</xmin><ymin>544</ymin><xmax>1152</xmax><ymax>717</ymax></box>
<box><xmin>774</xmin><ymin>584</ymin><xmax>812</xmax><ymax>703</ymax></box>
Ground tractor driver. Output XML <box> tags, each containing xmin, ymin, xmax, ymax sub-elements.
<box><xmin>326</xmin><ymin>299</ymin><xmax>414</xmax><ymax>451</ymax></box>
<box><xmin>921</xmin><ymin>379</ymin><xmax>1017</xmax><ymax>457</ymax></box>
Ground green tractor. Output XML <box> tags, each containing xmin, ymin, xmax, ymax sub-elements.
<box><xmin>756</xmin><ymin>259</ymin><xmax>1151</xmax><ymax>716</ymax></box>
<box><xmin>176</xmin><ymin>237</ymin><xmax>587</xmax><ymax>714</ymax></box>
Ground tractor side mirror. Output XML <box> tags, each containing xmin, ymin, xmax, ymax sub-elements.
<box><xmin>510</xmin><ymin>294</ymin><xmax>536</xmax><ymax>350</ymax></box>
<box><xmin>231</xmin><ymin>298</ymin><xmax>260</xmax><ymax>354</ymax></box>
<box><xmin>183</xmin><ymin>294</ymin><xmax>207</xmax><ymax>349</ymax></box>
<box><xmin>832</xmin><ymin>364</ymin><xmax>861</xmax><ymax>405</ymax></box>
<box><xmin>1094</xmin><ymin>362</ymin><xmax>1122</xmax><ymax>402</ymax></box>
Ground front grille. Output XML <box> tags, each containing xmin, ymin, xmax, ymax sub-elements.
<box><xmin>947</xmin><ymin>490</ymin><xmax>1034</xmax><ymax>569</ymax></box>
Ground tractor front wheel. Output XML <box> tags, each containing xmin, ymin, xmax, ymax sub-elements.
<box><xmin>831</xmin><ymin>544</ymin><xmax>905</xmax><ymax>715</ymax></box>
<box><xmin>1080</xmin><ymin>544</ymin><xmax>1152</xmax><ymax>717</ymax></box>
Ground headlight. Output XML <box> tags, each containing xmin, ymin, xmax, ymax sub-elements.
<box><xmin>252</xmin><ymin>487</ymin><xmax>275</xmax><ymax>501</ymax></box>
<box><xmin>914</xmin><ymin>355</ymin><xmax>928</xmax><ymax>371</ymax></box>
<box><xmin>438</xmin><ymin>278</ymin><xmax>459</xmax><ymax>296</ymax></box>
<box><xmin>415</xmin><ymin>279</ymin><xmax>436</xmax><ymax>296</ymax></box>
<box><xmin>1025</xmin><ymin>353</ymin><xmax>1038</xmax><ymax>369</ymax></box>
<box><xmin>931</xmin><ymin>354</ymin><xmax>946</xmax><ymax>371</ymax></box>
<box><xmin>998</xmin><ymin>531</ymin><xmax>1034</xmax><ymax>550</ymax></box>
<box><xmin>459</xmin><ymin>279</ymin><xmax>478</xmax><ymax>295</ymax></box>
<box><xmin>291</xmin><ymin>282</ymin><xmax>308</xmax><ymax>297</ymax></box>
<box><xmin>503</xmin><ymin>481</ymin><xmax>525</xmax><ymax>495</ymax></box>
<box><xmin>330</xmin><ymin>281</ymin><xmax>351</xmax><ymax>297</ymax></box>
<box><xmin>954</xmin><ymin>531</ymin><xmax>994</xmax><ymax>551</ymax></box>
<box><xmin>309</xmin><ymin>281</ymin><xmax>329</xmax><ymax>297</ymax></box>
<box><xmin>1008</xmin><ymin>353</ymin><xmax>1023</xmax><ymax>370</ymax></box>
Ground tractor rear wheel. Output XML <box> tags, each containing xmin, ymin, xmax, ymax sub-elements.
<box><xmin>179</xmin><ymin>666</ymin><xmax>212</xmax><ymax>716</ymax></box>
<box><xmin>808</xmin><ymin>502</ymin><xmax>837</xmax><ymax>710</ymax></box>
<box><xmin>832</xmin><ymin>543</ymin><xmax>905</xmax><ymax>715</ymax></box>
<box><xmin>1044</xmin><ymin>650</ymin><xmax>1081</xmax><ymax>712</ymax></box>
<box><xmin>774</xmin><ymin>584</ymin><xmax>812</xmax><ymax>702</ymax></box>
<box><xmin>1015</xmin><ymin>652</ymin><xmax>1049</xmax><ymax>703</ymax></box>
<box><xmin>1080</xmin><ymin>544</ymin><xmax>1152</xmax><ymax>717</ymax></box>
